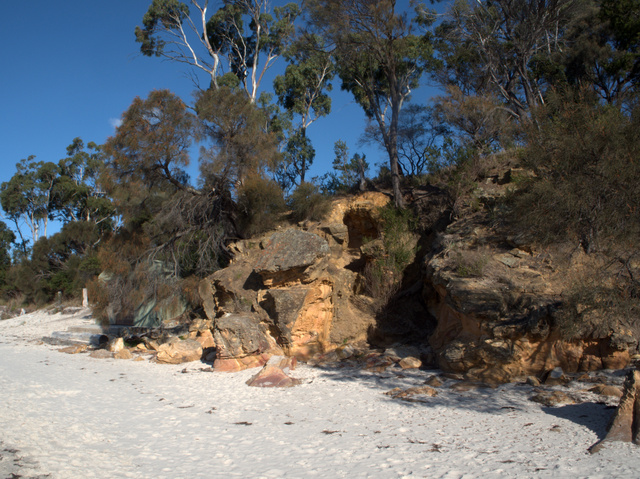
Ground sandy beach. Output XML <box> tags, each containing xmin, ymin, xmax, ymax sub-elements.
<box><xmin>1</xmin><ymin>309</ymin><xmax>640</xmax><ymax>479</ymax></box>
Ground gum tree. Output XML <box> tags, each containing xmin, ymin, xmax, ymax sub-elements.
<box><xmin>307</xmin><ymin>0</ymin><xmax>435</xmax><ymax>207</ymax></box>
<box><xmin>135</xmin><ymin>0</ymin><xmax>299</xmax><ymax>102</ymax></box>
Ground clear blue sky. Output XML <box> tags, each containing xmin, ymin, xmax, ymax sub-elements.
<box><xmin>1</xmin><ymin>1</ymin><xmax>443</xmax><ymax>216</ymax></box>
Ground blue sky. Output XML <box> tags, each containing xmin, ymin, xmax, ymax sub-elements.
<box><xmin>1</xmin><ymin>1</ymin><xmax>443</xmax><ymax>222</ymax></box>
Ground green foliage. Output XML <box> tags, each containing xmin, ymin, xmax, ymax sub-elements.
<box><xmin>102</xmin><ymin>89</ymin><xmax>194</xmax><ymax>225</ymax></box>
<box><xmin>0</xmin><ymin>156</ymin><xmax>59</xmax><ymax>251</ymax></box>
<box><xmin>56</xmin><ymin>138</ymin><xmax>115</xmax><ymax>232</ymax></box>
<box><xmin>88</xmin><ymin>242</ymin><xmax>182</xmax><ymax>327</ymax></box>
<box><xmin>363</xmin><ymin>205</ymin><xmax>417</xmax><ymax>306</ymax></box>
<box><xmin>288</xmin><ymin>182</ymin><xmax>331</xmax><ymax>223</ymax></box>
<box><xmin>2</xmin><ymin>221</ymin><xmax>102</xmax><ymax>304</ymax></box>
<box><xmin>237</xmin><ymin>175</ymin><xmax>286</xmax><ymax>236</ymax></box>
<box><xmin>136</xmin><ymin>0</ymin><xmax>299</xmax><ymax>100</ymax></box>
<box><xmin>507</xmin><ymin>90</ymin><xmax>640</xmax><ymax>254</ymax></box>
<box><xmin>273</xmin><ymin>34</ymin><xmax>334</xmax><ymax>185</ymax></box>
<box><xmin>544</xmin><ymin>0</ymin><xmax>640</xmax><ymax>107</ymax></box>
<box><xmin>307</xmin><ymin>0</ymin><xmax>437</xmax><ymax>207</ymax></box>
<box><xmin>197</xmin><ymin>87</ymin><xmax>281</xmax><ymax>187</ymax></box>
<box><xmin>319</xmin><ymin>140</ymin><xmax>369</xmax><ymax>194</ymax></box>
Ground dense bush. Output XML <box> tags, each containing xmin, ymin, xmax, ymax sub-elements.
<box><xmin>288</xmin><ymin>182</ymin><xmax>331</xmax><ymax>222</ymax></box>
<box><xmin>237</xmin><ymin>175</ymin><xmax>287</xmax><ymax>236</ymax></box>
<box><xmin>363</xmin><ymin>205</ymin><xmax>418</xmax><ymax>308</ymax></box>
<box><xmin>507</xmin><ymin>90</ymin><xmax>640</xmax><ymax>254</ymax></box>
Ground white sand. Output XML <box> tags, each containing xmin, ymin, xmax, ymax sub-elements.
<box><xmin>1</xmin><ymin>309</ymin><xmax>640</xmax><ymax>479</ymax></box>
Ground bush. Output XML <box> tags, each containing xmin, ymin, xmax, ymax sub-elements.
<box><xmin>554</xmin><ymin>259</ymin><xmax>640</xmax><ymax>340</ymax></box>
<box><xmin>237</xmin><ymin>175</ymin><xmax>286</xmax><ymax>236</ymax></box>
<box><xmin>363</xmin><ymin>205</ymin><xmax>418</xmax><ymax>307</ymax></box>
<box><xmin>451</xmin><ymin>248</ymin><xmax>489</xmax><ymax>277</ymax></box>
<box><xmin>289</xmin><ymin>182</ymin><xmax>331</xmax><ymax>222</ymax></box>
<box><xmin>506</xmin><ymin>90</ymin><xmax>640</xmax><ymax>254</ymax></box>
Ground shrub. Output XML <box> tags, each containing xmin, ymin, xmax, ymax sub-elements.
<box><xmin>237</xmin><ymin>175</ymin><xmax>286</xmax><ymax>236</ymax></box>
<box><xmin>451</xmin><ymin>248</ymin><xmax>489</xmax><ymax>278</ymax></box>
<box><xmin>506</xmin><ymin>90</ymin><xmax>640</xmax><ymax>254</ymax></box>
<box><xmin>363</xmin><ymin>205</ymin><xmax>418</xmax><ymax>307</ymax></box>
<box><xmin>289</xmin><ymin>182</ymin><xmax>331</xmax><ymax>222</ymax></box>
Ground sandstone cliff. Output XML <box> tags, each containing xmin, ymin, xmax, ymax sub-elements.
<box><xmin>194</xmin><ymin>176</ymin><xmax>637</xmax><ymax>381</ymax></box>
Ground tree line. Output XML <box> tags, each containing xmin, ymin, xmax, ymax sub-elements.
<box><xmin>0</xmin><ymin>0</ymin><xmax>638</xmax><ymax>318</ymax></box>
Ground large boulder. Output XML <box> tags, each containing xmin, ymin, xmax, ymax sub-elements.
<box><xmin>253</xmin><ymin>229</ymin><xmax>330</xmax><ymax>286</ymax></box>
<box><xmin>197</xmin><ymin>192</ymin><xmax>397</xmax><ymax>368</ymax></box>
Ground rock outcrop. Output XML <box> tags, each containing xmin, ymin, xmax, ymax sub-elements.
<box><xmin>422</xmin><ymin>172</ymin><xmax>635</xmax><ymax>382</ymax></box>
<box><xmin>199</xmin><ymin>192</ymin><xmax>393</xmax><ymax>370</ymax></box>
<box><xmin>189</xmin><ymin>181</ymin><xmax>636</xmax><ymax>381</ymax></box>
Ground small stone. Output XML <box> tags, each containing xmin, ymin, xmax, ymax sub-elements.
<box><xmin>425</xmin><ymin>375</ymin><xmax>444</xmax><ymax>387</ymax></box>
<box><xmin>89</xmin><ymin>350</ymin><xmax>113</xmax><ymax>359</ymax></box>
<box><xmin>107</xmin><ymin>337</ymin><xmax>124</xmax><ymax>353</ymax></box>
<box><xmin>526</xmin><ymin>376</ymin><xmax>541</xmax><ymax>387</ymax></box>
<box><xmin>114</xmin><ymin>349</ymin><xmax>133</xmax><ymax>360</ymax></box>
<box><xmin>399</xmin><ymin>357</ymin><xmax>422</xmax><ymax>370</ymax></box>
<box><xmin>530</xmin><ymin>390</ymin><xmax>575</xmax><ymax>407</ymax></box>
<box><xmin>155</xmin><ymin>339</ymin><xmax>203</xmax><ymax>364</ymax></box>
<box><xmin>58</xmin><ymin>344</ymin><xmax>88</xmax><ymax>354</ymax></box>
<box><xmin>246</xmin><ymin>364</ymin><xmax>301</xmax><ymax>388</ymax></box>
<box><xmin>544</xmin><ymin>367</ymin><xmax>568</xmax><ymax>386</ymax></box>
<box><xmin>449</xmin><ymin>381</ymin><xmax>485</xmax><ymax>392</ymax></box>
<box><xmin>589</xmin><ymin>384</ymin><xmax>623</xmax><ymax>399</ymax></box>
<box><xmin>385</xmin><ymin>386</ymin><xmax>437</xmax><ymax>398</ymax></box>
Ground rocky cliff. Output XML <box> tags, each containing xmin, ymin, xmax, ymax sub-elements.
<box><xmin>194</xmin><ymin>179</ymin><xmax>637</xmax><ymax>381</ymax></box>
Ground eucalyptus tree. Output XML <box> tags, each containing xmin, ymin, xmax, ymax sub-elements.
<box><xmin>102</xmin><ymin>89</ymin><xmax>237</xmax><ymax>276</ymax></box>
<box><xmin>135</xmin><ymin>0</ymin><xmax>300</xmax><ymax>102</ymax></box>
<box><xmin>437</xmin><ymin>0</ymin><xmax>581</xmax><ymax>123</ymax></box>
<box><xmin>274</xmin><ymin>34</ymin><xmax>334</xmax><ymax>185</ymax></box>
<box><xmin>0</xmin><ymin>156</ymin><xmax>60</xmax><ymax>252</ymax></box>
<box><xmin>307</xmin><ymin>0</ymin><xmax>436</xmax><ymax>207</ymax></box>
<box><xmin>56</xmin><ymin>138</ymin><xmax>115</xmax><ymax>232</ymax></box>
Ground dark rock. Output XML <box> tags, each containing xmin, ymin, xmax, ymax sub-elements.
<box><xmin>253</xmin><ymin>229</ymin><xmax>330</xmax><ymax>285</ymax></box>
<box><xmin>213</xmin><ymin>313</ymin><xmax>277</xmax><ymax>360</ymax></box>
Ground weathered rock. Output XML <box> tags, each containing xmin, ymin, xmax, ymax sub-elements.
<box><xmin>213</xmin><ymin>353</ymin><xmax>271</xmax><ymax>372</ymax></box>
<box><xmin>385</xmin><ymin>386</ymin><xmax>438</xmax><ymax>398</ymax></box>
<box><xmin>399</xmin><ymin>357</ymin><xmax>422</xmax><ymax>369</ymax></box>
<box><xmin>449</xmin><ymin>381</ymin><xmax>491</xmax><ymax>392</ymax></box>
<box><xmin>259</xmin><ymin>287</ymin><xmax>309</xmax><ymax>347</ymax></box>
<box><xmin>114</xmin><ymin>349</ymin><xmax>133</xmax><ymax>360</ymax></box>
<box><xmin>246</xmin><ymin>357</ymin><xmax>301</xmax><ymax>388</ymax></box>
<box><xmin>213</xmin><ymin>313</ymin><xmax>278</xmax><ymax>361</ymax></box>
<box><xmin>59</xmin><ymin>344</ymin><xmax>88</xmax><ymax>354</ymax></box>
<box><xmin>530</xmin><ymin>390</ymin><xmax>575</xmax><ymax>407</ymax></box>
<box><xmin>425</xmin><ymin>212</ymin><xmax>634</xmax><ymax>381</ymax></box>
<box><xmin>526</xmin><ymin>376</ymin><xmax>541</xmax><ymax>387</ymax></box>
<box><xmin>588</xmin><ymin>384</ymin><xmax>623</xmax><ymax>399</ymax></box>
<box><xmin>89</xmin><ymin>349</ymin><xmax>113</xmax><ymax>359</ymax></box>
<box><xmin>590</xmin><ymin>370</ymin><xmax>640</xmax><ymax>453</ymax></box>
<box><xmin>425</xmin><ymin>375</ymin><xmax>444</xmax><ymax>387</ymax></box>
<box><xmin>107</xmin><ymin>337</ymin><xmax>124</xmax><ymax>353</ymax></box>
<box><xmin>155</xmin><ymin>338</ymin><xmax>203</xmax><ymax>364</ymax></box>
<box><xmin>254</xmin><ymin>229</ymin><xmax>330</xmax><ymax>286</ymax></box>
<box><xmin>195</xmin><ymin>329</ymin><xmax>215</xmax><ymax>349</ymax></box>
<box><xmin>364</xmin><ymin>354</ymin><xmax>396</xmax><ymax>372</ymax></box>
<box><xmin>544</xmin><ymin>367</ymin><xmax>568</xmax><ymax>386</ymax></box>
